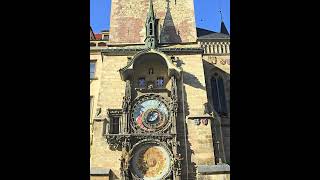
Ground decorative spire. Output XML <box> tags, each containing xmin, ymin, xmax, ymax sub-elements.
<box><xmin>145</xmin><ymin>0</ymin><xmax>158</xmax><ymax>48</ymax></box>
<box><xmin>219</xmin><ymin>10</ymin><xmax>229</xmax><ymax>35</ymax></box>
<box><xmin>148</xmin><ymin>0</ymin><xmax>155</xmax><ymax>20</ymax></box>
<box><xmin>219</xmin><ymin>9</ymin><xmax>223</xmax><ymax>22</ymax></box>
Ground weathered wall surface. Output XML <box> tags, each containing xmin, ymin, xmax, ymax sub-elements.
<box><xmin>91</xmin><ymin>121</ymin><xmax>122</xmax><ymax>179</ymax></box>
<box><xmin>97</xmin><ymin>55</ymin><xmax>127</xmax><ymax>110</ymax></box>
<box><xmin>180</xmin><ymin>54</ymin><xmax>208</xmax><ymax>117</ymax></box>
<box><xmin>90</xmin><ymin>55</ymin><xmax>128</xmax><ymax>179</ymax></box>
<box><xmin>109</xmin><ymin>0</ymin><xmax>197</xmax><ymax>44</ymax></box>
<box><xmin>90</xmin><ymin>53</ymin><xmax>103</xmax><ymax>147</ymax></box>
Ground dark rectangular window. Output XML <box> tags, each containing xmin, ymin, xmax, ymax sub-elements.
<box><xmin>149</xmin><ymin>23</ymin><xmax>153</xmax><ymax>35</ymax></box>
<box><xmin>90</xmin><ymin>61</ymin><xmax>96</xmax><ymax>79</ymax></box>
<box><xmin>156</xmin><ymin>77</ymin><xmax>164</xmax><ymax>87</ymax></box>
<box><xmin>103</xmin><ymin>35</ymin><xmax>109</xmax><ymax>40</ymax></box>
<box><xmin>110</xmin><ymin>117</ymin><xmax>119</xmax><ymax>134</ymax></box>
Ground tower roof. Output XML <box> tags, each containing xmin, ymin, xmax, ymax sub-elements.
<box><xmin>220</xmin><ymin>21</ymin><xmax>229</xmax><ymax>35</ymax></box>
<box><xmin>219</xmin><ymin>9</ymin><xmax>229</xmax><ymax>35</ymax></box>
<box><xmin>146</xmin><ymin>0</ymin><xmax>155</xmax><ymax>22</ymax></box>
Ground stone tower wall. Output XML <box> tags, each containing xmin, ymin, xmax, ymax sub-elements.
<box><xmin>109</xmin><ymin>0</ymin><xmax>197</xmax><ymax>44</ymax></box>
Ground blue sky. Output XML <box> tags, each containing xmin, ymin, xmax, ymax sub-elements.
<box><xmin>90</xmin><ymin>0</ymin><xmax>230</xmax><ymax>33</ymax></box>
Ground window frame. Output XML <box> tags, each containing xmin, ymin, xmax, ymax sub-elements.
<box><xmin>156</xmin><ymin>76</ymin><xmax>164</xmax><ymax>88</ymax></box>
<box><xmin>138</xmin><ymin>77</ymin><xmax>146</xmax><ymax>88</ymax></box>
<box><xmin>103</xmin><ymin>35</ymin><xmax>109</xmax><ymax>40</ymax></box>
<box><xmin>211</xmin><ymin>74</ymin><xmax>228</xmax><ymax>116</ymax></box>
<box><xmin>90</xmin><ymin>60</ymin><xmax>97</xmax><ymax>80</ymax></box>
<box><xmin>109</xmin><ymin>117</ymin><xmax>120</xmax><ymax>134</ymax></box>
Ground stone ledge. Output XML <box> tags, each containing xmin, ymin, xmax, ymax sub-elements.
<box><xmin>197</xmin><ymin>164</ymin><xmax>230</xmax><ymax>174</ymax></box>
<box><xmin>90</xmin><ymin>167</ymin><xmax>111</xmax><ymax>175</ymax></box>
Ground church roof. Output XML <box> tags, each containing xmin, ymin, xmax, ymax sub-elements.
<box><xmin>196</xmin><ymin>27</ymin><xmax>230</xmax><ymax>40</ymax></box>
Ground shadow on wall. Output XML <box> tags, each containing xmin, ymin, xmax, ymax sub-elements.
<box><xmin>176</xmin><ymin>111</ymin><xmax>197</xmax><ymax>180</ymax></box>
<box><xmin>175</xmin><ymin>79</ymin><xmax>197</xmax><ymax>179</ymax></box>
<box><xmin>185</xmin><ymin>122</ymin><xmax>197</xmax><ymax>180</ymax></box>
<box><xmin>183</xmin><ymin>71</ymin><xmax>206</xmax><ymax>91</ymax></box>
<box><xmin>160</xmin><ymin>0</ymin><xmax>182</xmax><ymax>43</ymax></box>
<box><xmin>182</xmin><ymin>85</ymin><xmax>190</xmax><ymax>117</ymax></box>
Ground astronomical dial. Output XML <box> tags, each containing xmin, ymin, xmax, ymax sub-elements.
<box><xmin>131</xmin><ymin>96</ymin><xmax>169</xmax><ymax>132</ymax></box>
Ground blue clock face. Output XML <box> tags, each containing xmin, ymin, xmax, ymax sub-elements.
<box><xmin>132</xmin><ymin>98</ymin><xmax>169</xmax><ymax>132</ymax></box>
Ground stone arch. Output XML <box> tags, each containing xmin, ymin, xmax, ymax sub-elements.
<box><xmin>119</xmin><ymin>49</ymin><xmax>181</xmax><ymax>81</ymax></box>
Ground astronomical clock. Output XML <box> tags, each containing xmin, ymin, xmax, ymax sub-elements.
<box><xmin>131</xmin><ymin>95</ymin><xmax>170</xmax><ymax>133</ymax></box>
<box><xmin>117</xmin><ymin>86</ymin><xmax>180</xmax><ymax>180</ymax></box>
<box><xmin>105</xmin><ymin>60</ymin><xmax>181</xmax><ymax>180</ymax></box>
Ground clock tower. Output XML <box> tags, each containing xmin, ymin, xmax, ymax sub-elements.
<box><xmin>90</xmin><ymin>0</ymin><xmax>230</xmax><ymax>179</ymax></box>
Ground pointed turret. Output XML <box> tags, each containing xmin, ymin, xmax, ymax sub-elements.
<box><xmin>219</xmin><ymin>10</ymin><xmax>229</xmax><ymax>35</ymax></box>
<box><xmin>220</xmin><ymin>21</ymin><xmax>229</xmax><ymax>35</ymax></box>
<box><xmin>147</xmin><ymin>0</ymin><xmax>155</xmax><ymax>21</ymax></box>
<box><xmin>145</xmin><ymin>0</ymin><xmax>158</xmax><ymax>48</ymax></box>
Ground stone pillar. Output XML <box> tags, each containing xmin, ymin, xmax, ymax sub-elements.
<box><xmin>217</xmin><ymin>44</ymin><xmax>221</xmax><ymax>54</ymax></box>
<box><xmin>200</xmin><ymin>43</ymin><xmax>205</xmax><ymax>53</ymax></box>
<box><xmin>214</xmin><ymin>43</ymin><xmax>218</xmax><ymax>54</ymax></box>
<box><xmin>205</xmin><ymin>42</ymin><xmax>209</xmax><ymax>54</ymax></box>
<box><xmin>210</xmin><ymin>43</ymin><xmax>214</xmax><ymax>54</ymax></box>
<box><xmin>225</xmin><ymin>44</ymin><xmax>229</xmax><ymax>54</ymax></box>
<box><xmin>221</xmin><ymin>43</ymin><xmax>225</xmax><ymax>54</ymax></box>
<box><xmin>121</xmin><ymin>113</ymin><xmax>127</xmax><ymax>133</ymax></box>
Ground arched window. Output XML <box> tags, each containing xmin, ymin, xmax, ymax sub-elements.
<box><xmin>211</xmin><ymin>75</ymin><xmax>228</xmax><ymax>115</ymax></box>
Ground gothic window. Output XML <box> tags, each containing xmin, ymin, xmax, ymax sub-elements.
<box><xmin>138</xmin><ymin>78</ymin><xmax>146</xmax><ymax>88</ymax></box>
<box><xmin>156</xmin><ymin>77</ymin><xmax>164</xmax><ymax>87</ymax></box>
<box><xmin>109</xmin><ymin>117</ymin><xmax>119</xmax><ymax>134</ymax></box>
<box><xmin>211</xmin><ymin>75</ymin><xmax>228</xmax><ymax>115</ymax></box>
<box><xmin>90</xmin><ymin>61</ymin><xmax>96</xmax><ymax>79</ymax></box>
<box><xmin>149</xmin><ymin>23</ymin><xmax>153</xmax><ymax>35</ymax></box>
<box><xmin>90</xmin><ymin>42</ymin><xmax>96</xmax><ymax>47</ymax></box>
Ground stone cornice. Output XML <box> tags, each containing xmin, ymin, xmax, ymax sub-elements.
<box><xmin>99</xmin><ymin>47</ymin><xmax>203</xmax><ymax>56</ymax></box>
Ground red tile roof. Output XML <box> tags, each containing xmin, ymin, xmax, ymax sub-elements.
<box><xmin>95</xmin><ymin>33</ymin><xmax>102</xmax><ymax>40</ymax></box>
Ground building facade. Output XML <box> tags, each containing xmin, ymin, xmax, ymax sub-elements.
<box><xmin>90</xmin><ymin>0</ymin><xmax>230</xmax><ymax>179</ymax></box>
